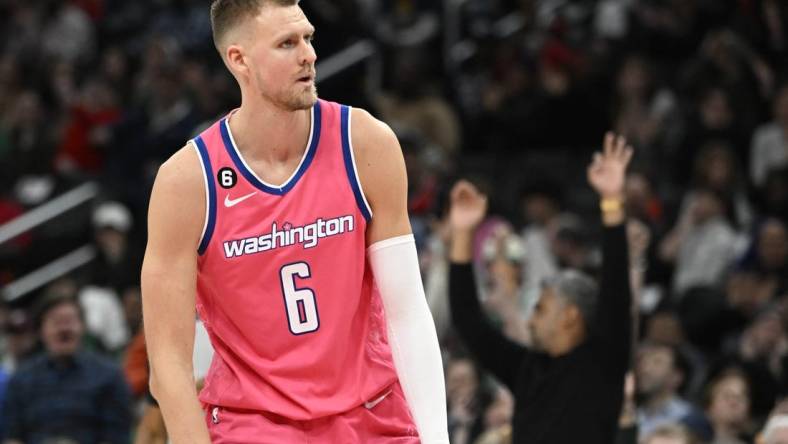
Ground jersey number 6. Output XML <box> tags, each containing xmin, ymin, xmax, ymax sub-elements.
<box><xmin>279</xmin><ymin>262</ymin><xmax>320</xmax><ymax>335</ymax></box>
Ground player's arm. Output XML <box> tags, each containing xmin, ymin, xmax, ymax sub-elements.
<box><xmin>352</xmin><ymin>108</ymin><xmax>449</xmax><ymax>444</ymax></box>
<box><xmin>141</xmin><ymin>146</ymin><xmax>211</xmax><ymax>444</ymax></box>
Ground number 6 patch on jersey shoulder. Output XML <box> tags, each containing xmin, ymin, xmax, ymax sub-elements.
<box><xmin>217</xmin><ymin>167</ymin><xmax>238</xmax><ymax>189</ymax></box>
<box><xmin>279</xmin><ymin>262</ymin><xmax>320</xmax><ymax>335</ymax></box>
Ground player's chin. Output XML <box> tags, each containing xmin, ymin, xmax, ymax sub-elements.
<box><xmin>291</xmin><ymin>89</ymin><xmax>318</xmax><ymax>110</ymax></box>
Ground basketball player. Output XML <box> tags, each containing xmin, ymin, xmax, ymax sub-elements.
<box><xmin>140</xmin><ymin>1</ymin><xmax>448</xmax><ymax>443</ymax></box>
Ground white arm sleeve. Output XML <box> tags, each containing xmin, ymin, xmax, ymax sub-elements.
<box><xmin>368</xmin><ymin>234</ymin><xmax>449</xmax><ymax>444</ymax></box>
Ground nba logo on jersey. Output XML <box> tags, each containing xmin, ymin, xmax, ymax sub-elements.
<box><xmin>189</xmin><ymin>99</ymin><xmax>399</xmax><ymax>420</ymax></box>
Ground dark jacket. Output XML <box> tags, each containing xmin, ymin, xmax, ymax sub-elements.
<box><xmin>449</xmin><ymin>224</ymin><xmax>632</xmax><ymax>444</ymax></box>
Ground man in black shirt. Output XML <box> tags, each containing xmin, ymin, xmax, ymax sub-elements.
<box><xmin>448</xmin><ymin>132</ymin><xmax>633</xmax><ymax>444</ymax></box>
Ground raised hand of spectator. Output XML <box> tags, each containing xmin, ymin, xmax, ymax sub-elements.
<box><xmin>449</xmin><ymin>180</ymin><xmax>488</xmax><ymax>234</ymax></box>
<box><xmin>587</xmin><ymin>132</ymin><xmax>633</xmax><ymax>200</ymax></box>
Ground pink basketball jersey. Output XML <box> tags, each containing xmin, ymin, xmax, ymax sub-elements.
<box><xmin>191</xmin><ymin>100</ymin><xmax>399</xmax><ymax>420</ymax></box>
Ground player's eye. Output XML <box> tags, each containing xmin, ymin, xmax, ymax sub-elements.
<box><xmin>280</xmin><ymin>39</ymin><xmax>295</xmax><ymax>48</ymax></box>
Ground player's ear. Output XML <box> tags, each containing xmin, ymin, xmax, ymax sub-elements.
<box><xmin>225</xmin><ymin>44</ymin><xmax>250</xmax><ymax>80</ymax></box>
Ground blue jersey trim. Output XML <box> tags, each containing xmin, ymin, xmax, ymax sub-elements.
<box><xmin>194</xmin><ymin>136</ymin><xmax>217</xmax><ymax>255</ymax></box>
<box><xmin>219</xmin><ymin>101</ymin><xmax>322</xmax><ymax>196</ymax></box>
<box><xmin>340</xmin><ymin>105</ymin><xmax>372</xmax><ymax>223</ymax></box>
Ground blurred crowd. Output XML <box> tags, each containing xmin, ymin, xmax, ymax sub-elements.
<box><xmin>0</xmin><ymin>0</ymin><xmax>787</xmax><ymax>443</ymax></box>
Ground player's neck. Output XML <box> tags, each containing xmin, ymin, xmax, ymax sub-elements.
<box><xmin>230</xmin><ymin>99</ymin><xmax>311</xmax><ymax>164</ymax></box>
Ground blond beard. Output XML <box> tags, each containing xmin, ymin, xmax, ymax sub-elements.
<box><xmin>263</xmin><ymin>83</ymin><xmax>318</xmax><ymax>111</ymax></box>
<box><xmin>288</xmin><ymin>83</ymin><xmax>318</xmax><ymax>110</ymax></box>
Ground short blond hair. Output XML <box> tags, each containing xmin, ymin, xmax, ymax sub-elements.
<box><xmin>210</xmin><ymin>0</ymin><xmax>299</xmax><ymax>51</ymax></box>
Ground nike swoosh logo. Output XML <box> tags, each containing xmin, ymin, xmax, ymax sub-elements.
<box><xmin>364</xmin><ymin>390</ymin><xmax>392</xmax><ymax>409</ymax></box>
<box><xmin>224</xmin><ymin>192</ymin><xmax>257</xmax><ymax>208</ymax></box>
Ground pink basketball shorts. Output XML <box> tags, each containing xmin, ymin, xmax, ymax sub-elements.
<box><xmin>204</xmin><ymin>382</ymin><xmax>421</xmax><ymax>443</ymax></box>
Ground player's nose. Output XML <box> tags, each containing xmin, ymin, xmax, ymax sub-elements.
<box><xmin>301</xmin><ymin>41</ymin><xmax>317</xmax><ymax>66</ymax></box>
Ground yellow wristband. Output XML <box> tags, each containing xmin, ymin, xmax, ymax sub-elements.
<box><xmin>600</xmin><ymin>198</ymin><xmax>623</xmax><ymax>213</ymax></box>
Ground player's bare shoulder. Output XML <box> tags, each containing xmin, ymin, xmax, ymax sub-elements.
<box><xmin>349</xmin><ymin>108</ymin><xmax>401</xmax><ymax>168</ymax></box>
<box><xmin>155</xmin><ymin>144</ymin><xmax>205</xmax><ymax>190</ymax></box>
<box><xmin>147</xmin><ymin>143</ymin><xmax>206</xmax><ymax>248</ymax></box>
<box><xmin>349</xmin><ymin>108</ymin><xmax>406</xmax><ymax>210</ymax></box>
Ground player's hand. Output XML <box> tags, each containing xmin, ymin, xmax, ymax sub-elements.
<box><xmin>449</xmin><ymin>180</ymin><xmax>488</xmax><ymax>234</ymax></box>
<box><xmin>587</xmin><ymin>132</ymin><xmax>634</xmax><ymax>199</ymax></box>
